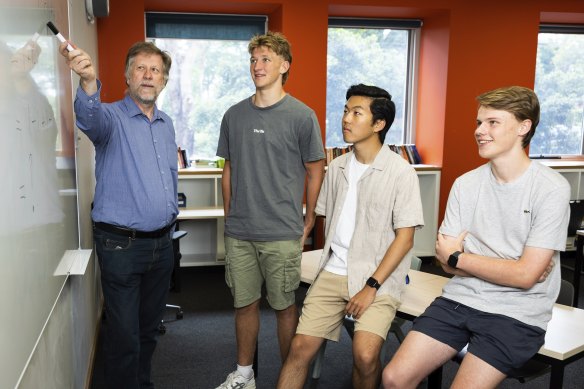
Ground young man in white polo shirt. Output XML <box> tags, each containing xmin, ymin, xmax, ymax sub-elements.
<box><xmin>383</xmin><ymin>86</ymin><xmax>570</xmax><ymax>389</ymax></box>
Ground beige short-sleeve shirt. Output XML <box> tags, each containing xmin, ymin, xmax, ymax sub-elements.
<box><xmin>315</xmin><ymin>146</ymin><xmax>424</xmax><ymax>299</ymax></box>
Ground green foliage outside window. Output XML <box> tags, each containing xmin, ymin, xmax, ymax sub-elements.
<box><xmin>532</xmin><ymin>32</ymin><xmax>584</xmax><ymax>156</ymax></box>
<box><xmin>326</xmin><ymin>27</ymin><xmax>409</xmax><ymax>147</ymax></box>
<box><xmin>154</xmin><ymin>38</ymin><xmax>254</xmax><ymax>160</ymax></box>
<box><xmin>153</xmin><ymin>25</ymin><xmax>416</xmax><ymax>157</ymax></box>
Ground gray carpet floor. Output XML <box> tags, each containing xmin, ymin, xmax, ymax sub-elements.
<box><xmin>91</xmin><ymin>255</ymin><xmax>584</xmax><ymax>389</ymax></box>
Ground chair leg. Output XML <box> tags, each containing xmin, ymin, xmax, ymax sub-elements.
<box><xmin>389</xmin><ymin>318</ymin><xmax>406</xmax><ymax>343</ymax></box>
<box><xmin>342</xmin><ymin>316</ymin><xmax>356</xmax><ymax>339</ymax></box>
<box><xmin>158</xmin><ymin>304</ymin><xmax>184</xmax><ymax>334</ymax></box>
<box><xmin>310</xmin><ymin>341</ymin><xmax>327</xmax><ymax>379</ymax></box>
<box><xmin>166</xmin><ymin>304</ymin><xmax>184</xmax><ymax>319</ymax></box>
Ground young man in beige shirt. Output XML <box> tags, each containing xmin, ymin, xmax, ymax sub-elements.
<box><xmin>277</xmin><ymin>84</ymin><xmax>424</xmax><ymax>389</ymax></box>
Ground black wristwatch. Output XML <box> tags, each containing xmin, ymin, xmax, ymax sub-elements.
<box><xmin>448</xmin><ymin>251</ymin><xmax>462</xmax><ymax>269</ymax></box>
<box><xmin>366</xmin><ymin>277</ymin><xmax>381</xmax><ymax>290</ymax></box>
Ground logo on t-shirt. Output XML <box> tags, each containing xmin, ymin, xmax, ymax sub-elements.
<box><xmin>524</xmin><ymin>209</ymin><xmax>531</xmax><ymax>214</ymax></box>
<box><xmin>253</xmin><ymin>128</ymin><xmax>265</xmax><ymax>134</ymax></box>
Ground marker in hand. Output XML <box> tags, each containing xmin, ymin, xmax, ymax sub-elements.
<box><xmin>47</xmin><ymin>21</ymin><xmax>74</xmax><ymax>52</ymax></box>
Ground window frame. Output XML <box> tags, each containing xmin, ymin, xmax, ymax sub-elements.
<box><xmin>327</xmin><ymin>17</ymin><xmax>422</xmax><ymax>145</ymax></box>
<box><xmin>145</xmin><ymin>13</ymin><xmax>267</xmax><ymax>40</ymax></box>
<box><xmin>145</xmin><ymin>13</ymin><xmax>268</xmax><ymax>160</ymax></box>
<box><xmin>532</xmin><ymin>24</ymin><xmax>584</xmax><ymax>158</ymax></box>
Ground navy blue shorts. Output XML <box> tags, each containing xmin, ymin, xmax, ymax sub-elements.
<box><xmin>412</xmin><ymin>297</ymin><xmax>546</xmax><ymax>375</ymax></box>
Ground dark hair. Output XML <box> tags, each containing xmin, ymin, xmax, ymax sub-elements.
<box><xmin>248</xmin><ymin>31</ymin><xmax>292</xmax><ymax>84</ymax></box>
<box><xmin>477</xmin><ymin>86</ymin><xmax>540</xmax><ymax>148</ymax></box>
<box><xmin>346</xmin><ymin>84</ymin><xmax>396</xmax><ymax>143</ymax></box>
<box><xmin>125</xmin><ymin>41</ymin><xmax>172</xmax><ymax>85</ymax></box>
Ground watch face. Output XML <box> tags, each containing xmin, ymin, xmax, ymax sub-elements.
<box><xmin>367</xmin><ymin>277</ymin><xmax>380</xmax><ymax>289</ymax></box>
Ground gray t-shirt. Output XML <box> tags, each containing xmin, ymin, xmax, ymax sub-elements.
<box><xmin>216</xmin><ymin>94</ymin><xmax>325</xmax><ymax>241</ymax></box>
<box><xmin>440</xmin><ymin>161</ymin><xmax>570</xmax><ymax>330</ymax></box>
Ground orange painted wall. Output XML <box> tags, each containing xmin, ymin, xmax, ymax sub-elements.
<box><xmin>96</xmin><ymin>0</ymin><xmax>584</xmax><ymax>223</ymax></box>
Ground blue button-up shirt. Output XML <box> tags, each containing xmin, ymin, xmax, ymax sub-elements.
<box><xmin>74</xmin><ymin>81</ymin><xmax>178</xmax><ymax>231</ymax></box>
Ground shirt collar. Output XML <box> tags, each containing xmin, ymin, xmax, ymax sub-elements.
<box><xmin>370</xmin><ymin>145</ymin><xmax>392</xmax><ymax>171</ymax></box>
<box><xmin>122</xmin><ymin>94</ymin><xmax>164</xmax><ymax>121</ymax></box>
<box><xmin>339</xmin><ymin>145</ymin><xmax>392</xmax><ymax>171</ymax></box>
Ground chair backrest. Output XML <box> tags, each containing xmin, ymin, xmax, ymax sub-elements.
<box><xmin>172</xmin><ymin>230</ymin><xmax>188</xmax><ymax>241</ymax></box>
<box><xmin>568</xmin><ymin>200</ymin><xmax>584</xmax><ymax>237</ymax></box>
<box><xmin>410</xmin><ymin>255</ymin><xmax>422</xmax><ymax>271</ymax></box>
<box><xmin>557</xmin><ymin>279</ymin><xmax>575</xmax><ymax>306</ymax></box>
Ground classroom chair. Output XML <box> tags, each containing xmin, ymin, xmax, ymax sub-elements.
<box><xmin>453</xmin><ymin>279</ymin><xmax>575</xmax><ymax>384</ymax></box>
<box><xmin>310</xmin><ymin>256</ymin><xmax>423</xmax><ymax>379</ymax></box>
<box><xmin>158</xmin><ymin>230</ymin><xmax>187</xmax><ymax>334</ymax></box>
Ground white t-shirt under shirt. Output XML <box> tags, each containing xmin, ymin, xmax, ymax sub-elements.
<box><xmin>325</xmin><ymin>155</ymin><xmax>370</xmax><ymax>275</ymax></box>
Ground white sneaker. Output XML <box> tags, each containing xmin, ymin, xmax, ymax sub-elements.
<box><xmin>215</xmin><ymin>371</ymin><xmax>256</xmax><ymax>389</ymax></box>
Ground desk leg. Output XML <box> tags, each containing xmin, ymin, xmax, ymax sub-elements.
<box><xmin>549</xmin><ymin>364</ymin><xmax>564</xmax><ymax>389</ymax></box>
<box><xmin>575</xmin><ymin>235</ymin><xmax>583</xmax><ymax>307</ymax></box>
<box><xmin>427</xmin><ymin>366</ymin><xmax>443</xmax><ymax>389</ymax></box>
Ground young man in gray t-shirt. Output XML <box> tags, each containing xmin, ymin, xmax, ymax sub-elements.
<box><xmin>383</xmin><ymin>86</ymin><xmax>570</xmax><ymax>389</ymax></box>
<box><xmin>214</xmin><ymin>32</ymin><xmax>325</xmax><ymax>389</ymax></box>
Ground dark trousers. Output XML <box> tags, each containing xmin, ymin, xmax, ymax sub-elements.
<box><xmin>94</xmin><ymin>226</ymin><xmax>174</xmax><ymax>389</ymax></box>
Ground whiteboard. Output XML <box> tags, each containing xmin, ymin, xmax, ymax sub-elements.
<box><xmin>0</xmin><ymin>1</ymin><xmax>79</xmax><ymax>388</ymax></box>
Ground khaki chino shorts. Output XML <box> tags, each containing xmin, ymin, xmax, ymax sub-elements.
<box><xmin>224</xmin><ymin>236</ymin><xmax>302</xmax><ymax>310</ymax></box>
<box><xmin>297</xmin><ymin>270</ymin><xmax>399</xmax><ymax>341</ymax></box>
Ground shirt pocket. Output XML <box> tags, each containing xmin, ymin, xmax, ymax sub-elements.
<box><xmin>365</xmin><ymin>199</ymin><xmax>392</xmax><ymax>232</ymax></box>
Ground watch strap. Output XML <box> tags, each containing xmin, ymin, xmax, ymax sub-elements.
<box><xmin>448</xmin><ymin>251</ymin><xmax>462</xmax><ymax>269</ymax></box>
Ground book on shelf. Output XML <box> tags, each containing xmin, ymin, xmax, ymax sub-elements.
<box><xmin>177</xmin><ymin>147</ymin><xmax>191</xmax><ymax>169</ymax></box>
<box><xmin>325</xmin><ymin>144</ymin><xmax>422</xmax><ymax>165</ymax></box>
<box><xmin>194</xmin><ymin>157</ymin><xmax>222</xmax><ymax>167</ymax></box>
<box><xmin>325</xmin><ymin>145</ymin><xmax>353</xmax><ymax>165</ymax></box>
<box><xmin>410</xmin><ymin>144</ymin><xmax>423</xmax><ymax>164</ymax></box>
<box><xmin>388</xmin><ymin>144</ymin><xmax>423</xmax><ymax>165</ymax></box>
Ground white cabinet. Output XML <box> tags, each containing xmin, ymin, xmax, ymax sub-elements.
<box><xmin>414</xmin><ymin>166</ymin><xmax>441</xmax><ymax>257</ymax></box>
<box><xmin>177</xmin><ymin>167</ymin><xmax>225</xmax><ymax>266</ymax></box>
<box><xmin>540</xmin><ymin>161</ymin><xmax>584</xmax><ymax>251</ymax></box>
<box><xmin>177</xmin><ymin>165</ymin><xmax>441</xmax><ymax>266</ymax></box>
<box><xmin>539</xmin><ymin>161</ymin><xmax>584</xmax><ymax>201</ymax></box>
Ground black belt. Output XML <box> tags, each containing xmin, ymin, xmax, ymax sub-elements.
<box><xmin>94</xmin><ymin>221</ymin><xmax>174</xmax><ymax>239</ymax></box>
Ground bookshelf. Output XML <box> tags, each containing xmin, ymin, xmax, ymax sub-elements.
<box><xmin>177</xmin><ymin>160</ymin><xmax>584</xmax><ymax>262</ymax></box>
<box><xmin>539</xmin><ymin>160</ymin><xmax>584</xmax><ymax>251</ymax></box>
<box><xmin>413</xmin><ymin>165</ymin><xmax>441</xmax><ymax>257</ymax></box>
<box><xmin>326</xmin><ymin>144</ymin><xmax>422</xmax><ymax>166</ymax></box>
<box><xmin>177</xmin><ymin>167</ymin><xmax>224</xmax><ymax>266</ymax></box>
<box><xmin>177</xmin><ymin>164</ymin><xmax>441</xmax><ymax>266</ymax></box>
<box><xmin>539</xmin><ymin>160</ymin><xmax>584</xmax><ymax>200</ymax></box>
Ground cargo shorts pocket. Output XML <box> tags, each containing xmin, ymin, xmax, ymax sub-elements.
<box><xmin>283</xmin><ymin>247</ymin><xmax>301</xmax><ymax>293</ymax></box>
<box><xmin>224</xmin><ymin>258</ymin><xmax>233</xmax><ymax>289</ymax></box>
<box><xmin>223</xmin><ymin>237</ymin><xmax>236</xmax><ymax>289</ymax></box>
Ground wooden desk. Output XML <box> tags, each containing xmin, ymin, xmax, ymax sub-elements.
<box><xmin>301</xmin><ymin>249</ymin><xmax>584</xmax><ymax>389</ymax></box>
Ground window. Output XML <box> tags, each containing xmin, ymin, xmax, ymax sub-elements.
<box><xmin>146</xmin><ymin>13</ymin><xmax>267</xmax><ymax>160</ymax></box>
<box><xmin>326</xmin><ymin>18</ymin><xmax>421</xmax><ymax>147</ymax></box>
<box><xmin>531</xmin><ymin>25</ymin><xmax>584</xmax><ymax>157</ymax></box>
